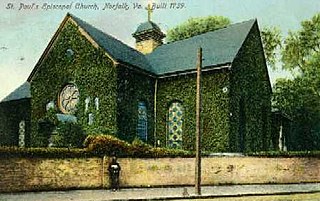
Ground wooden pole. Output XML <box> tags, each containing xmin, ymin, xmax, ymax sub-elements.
<box><xmin>195</xmin><ymin>47</ymin><xmax>202</xmax><ymax>195</ymax></box>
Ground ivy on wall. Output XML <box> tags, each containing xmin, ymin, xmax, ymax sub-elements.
<box><xmin>229</xmin><ymin>22</ymin><xmax>272</xmax><ymax>152</ymax></box>
<box><xmin>116</xmin><ymin>66</ymin><xmax>155</xmax><ymax>144</ymax></box>
<box><xmin>30</xmin><ymin>20</ymin><xmax>156</xmax><ymax>147</ymax></box>
<box><xmin>30</xmin><ymin>21</ymin><xmax>117</xmax><ymax>146</ymax></box>
<box><xmin>27</xmin><ymin>19</ymin><xmax>271</xmax><ymax>152</ymax></box>
<box><xmin>156</xmin><ymin>22</ymin><xmax>272</xmax><ymax>153</ymax></box>
<box><xmin>156</xmin><ymin>71</ymin><xmax>230</xmax><ymax>152</ymax></box>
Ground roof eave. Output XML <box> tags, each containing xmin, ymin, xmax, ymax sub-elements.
<box><xmin>157</xmin><ymin>63</ymin><xmax>232</xmax><ymax>79</ymax></box>
<box><xmin>117</xmin><ymin>60</ymin><xmax>157</xmax><ymax>78</ymax></box>
<box><xmin>1</xmin><ymin>97</ymin><xmax>31</xmax><ymax>104</ymax></box>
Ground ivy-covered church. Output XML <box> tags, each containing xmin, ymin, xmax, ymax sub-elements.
<box><xmin>0</xmin><ymin>13</ymin><xmax>272</xmax><ymax>152</ymax></box>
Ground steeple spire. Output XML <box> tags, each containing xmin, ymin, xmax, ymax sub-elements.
<box><xmin>133</xmin><ymin>2</ymin><xmax>165</xmax><ymax>54</ymax></box>
<box><xmin>146</xmin><ymin>3</ymin><xmax>153</xmax><ymax>22</ymax></box>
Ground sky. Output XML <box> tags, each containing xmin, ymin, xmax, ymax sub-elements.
<box><xmin>0</xmin><ymin>0</ymin><xmax>319</xmax><ymax>100</ymax></box>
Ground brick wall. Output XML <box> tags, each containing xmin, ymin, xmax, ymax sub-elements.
<box><xmin>0</xmin><ymin>157</ymin><xmax>319</xmax><ymax>192</ymax></box>
<box><xmin>118</xmin><ymin>157</ymin><xmax>320</xmax><ymax>187</ymax></box>
<box><xmin>0</xmin><ymin>157</ymin><xmax>107</xmax><ymax>192</ymax></box>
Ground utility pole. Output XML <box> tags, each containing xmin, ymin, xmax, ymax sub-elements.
<box><xmin>195</xmin><ymin>47</ymin><xmax>202</xmax><ymax>195</ymax></box>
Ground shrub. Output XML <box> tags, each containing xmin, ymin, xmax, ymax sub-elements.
<box><xmin>129</xmin><ymin>138</ymin><xmax>153</xmax><ymax>157</ymax></box>
<box><xmin>0</xmin><ymin>135</ymin><xmax>193</xmax><ymax>158</ymax></box>
<box><xmin>83</xmin><ymin>135</ymin><xmax>194</xmax><ymax>158</ymax></box>
<box><xmin>83</xmin><ymin>134</ymin><xmax>130</xmax><ymax>156</ymax></box>
<box><xmin>0</xmin><ymin>146</ymin><xmax>90</xmax><ymax>158</ymax></box>
<box><xmin>54</xmin><ymin>122</ymin><xmax>86</xmax><ymax>148</ymax></box>
<box><xmin>247</xmin><ymin>150</ymin><xmax>320</xmax><ymax>158</ymax></box>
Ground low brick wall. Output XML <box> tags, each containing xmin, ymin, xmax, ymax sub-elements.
<box><xmin>0</xmin><ymin>156</ymin><xmax>319</xmax><ymax>192</ymax></box>
<box><xmin>0</xmin><ymin>157</ymin><xmax>107</xmax><ymax>192</ymax></box>
<box><xmin>119</xmin><ymin>157</ymin><xmax>320</xmax><ymax>187</ymax></box>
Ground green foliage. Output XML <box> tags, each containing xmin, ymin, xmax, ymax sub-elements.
<box><xmin>156</xmin><ymin>71</ymin><xmax>231</xmax><ymax>152</ymax></box>
<box><xmin>273</xmin><ymin>13</ymin><xmax>320</xmax><ymax>151</ymax></box>
<box><xmin>116</xmin><ymin>67</ymin><xmax>155</xmax><ymax>143</ymax></box>
<box><xmin>248</xmin><ymin>150</ymin><xmax>320</xmax><ymax>158</ymax></box>
<box><xmin>157</xmin><ymin>23</ymin><xmax>271</xmax><ymax>153</ymax></box>
<box><xmin>0</xmin><ymin>146</ymin><xmax>90</xmax><ymax>158</ymax></box>
<box><xmin>229</xmin><ymin>23</ymin><xmax>272</xmax><ymax>152</ymax></box>
<box><xmin>166</xmin><ymin>16</ymin><xmax>231</xmax><ymax>43</ymax></box>
<box><xmin>30</xmin><ymin>21</ymin><xmax>155</xmax><ymax>147</ymax></box>
<box><xmin>36</xmin><ymin>107</ymin><xmax>86</xmax><ymax>148</ymax></box>
<box><xmin>29</xmin><ymin>16</ymin><xmax>272</xmax><ymax>153</ymax></box>
<box><xmin>84</xmin><ymin>134</ymin><xmax>130</xmax><ymax>155</ymax></box>
<box><xmin>260</xmin><ymin>26</ymin><xmax>282</xmax><ymax>69</ymax></box>
<box><xmin>282</xmin><ymin>13</ymin><xmax>320</xmax><ymax>74</ymax></box>
<box><xmin>273</xmin><ymin>78</ymin><xmax>320</xmax><ymax>150</ymax></box>
<box><xmin>83</xmin><ymin>134</ymin><xmax>193</xmax><ymax>158</ymax></box>
<box><xmin>54</xmin><ymin>122</ymin><xmax>86</xmax><ymax>148</ymax></box>
<box><xmin>31</xmin><ymin>21</ymin><xmax>118</xmax><ymax>146</ymax></box>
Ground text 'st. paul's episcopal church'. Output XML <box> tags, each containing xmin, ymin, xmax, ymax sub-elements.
<box><xmin>0</xmin><ymin>13</ymin><xmax>272</xmax><ymax>152</ymax></box>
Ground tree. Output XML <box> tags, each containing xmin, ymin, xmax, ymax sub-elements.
<box><xmin>282</xmin><ymin>13</ymin><xmax>320</xmax><ymax>74</ymax></box>
<box><xmin>261</xmin><ymin>27</ymin><xmax>282</xmax><ymax>69</ymax></box>
<box><xmin>273</xmin><ymin>77</ymin><xmax>320</xmax><ymax>150</ymax></box>
<box><xmin>166</xmin><ymin>16</ymin><xmax>231</xmax><ymax>43</ymax></box>
<box><xmin>273</xmin><ymin>13</ymin><xmax>320</xmax><ymax>150</ymax></box>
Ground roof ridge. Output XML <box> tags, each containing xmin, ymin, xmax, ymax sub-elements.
<box><xmin>69</xmin><ymin>13</ymin><xmax>145</xmax><ymax>58</ymax></box>
<box><xmin>146</xmin><ymin>18</ymin><xmax>257</xmax><ymax>75</ymax></box>
<box><xmin>165</xmin><ymin>18</ymin><xmax>256</xmax><ymax>45</ymax></box>
<box><xmin>68</xmin><ymin>13</ymin><xmax>153</xmax><ymax>72</ymax></box>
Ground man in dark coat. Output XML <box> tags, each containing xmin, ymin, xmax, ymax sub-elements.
<box><xmin>108</xmin><ymin>156</ymin><xmax>121</xmax><ymax>191</ymax></box>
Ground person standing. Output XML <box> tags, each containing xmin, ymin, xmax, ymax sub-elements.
<box><xmin>108</xmin><ymin>156</ymin><xmax>121</xmax><ymax>191</ymax></box>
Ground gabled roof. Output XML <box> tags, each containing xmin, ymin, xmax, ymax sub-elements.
<box><xmin>1</xmin><ymin>82</ymin><xmax>31</xmax><ymax>102</ymax></box>
<box><xmin>27</xmin><ymin>13</ymin><xmax>154</xmax><ymax>82</ymax></box>
<box><xmin>69</xmin><ymin>14</ymin><xmax>154</xmax><ymax>73</ymax></box>
<box><xmin>20</xmin><ymin>15</ymin><xmax>258</xmax><ymax>102</ymax></box>
<box><xmin>28</xmin><ymin>14</ymin><xmax>256</xmax><ymax>82</ymax></box>
<box><xmin>146</xmin><ymin>19</ymin><xmax>256</xmax><ymax>75</ymax></box>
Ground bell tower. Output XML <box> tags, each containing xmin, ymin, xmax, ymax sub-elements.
<box><xmin>132</xmin><ymin>4</ymin><xmax>165</xmax><ymax>54</ymax></box>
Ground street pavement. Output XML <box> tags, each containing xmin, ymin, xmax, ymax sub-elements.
<box><xmin>0</xmin><ymin>183</ymin><xmax>319</xmax><ymax>201</ymax></box>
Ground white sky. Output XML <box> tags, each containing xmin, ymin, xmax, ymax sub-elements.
<box><xmin>0</xmin><ymin>0</ymin><xmax>319</xmax><ymax>100</ymax></box>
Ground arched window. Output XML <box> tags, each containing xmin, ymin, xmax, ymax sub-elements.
<box><xmin>137</xmin><ymin>101</ymin><xmax>148</xmax><ymax>141</ymax></box>
<box><xmin>167</xmin><ymin>102</ymin><xmax>183</xmax><ymax>149</ymax></box>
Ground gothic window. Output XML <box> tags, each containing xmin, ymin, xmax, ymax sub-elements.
<box><xmin>85</xmin><ymin>97</ymin><xmax>90</xmax><ymax>112</ymax></box>
<box><xmin>167</xmin><ymin>102</ymin><xmax>184</xmax><ymax>149</ymax></box>
<box><xmin>137</xmin><ymin>101</ymin><xmax>148</xmax><ymax>141</ymax></box>
<box><xmin>88</xmin><ymin>113</ymin><xmax>94</xmax><ymax>125</ymax></box>
<box><xmin>95</xmin><ymin>97</ymin><xmax>99</xmax><ymax>111</ymax></box>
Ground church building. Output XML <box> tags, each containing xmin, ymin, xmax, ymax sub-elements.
<box><xmin>0</xmin><ymin>13</ymin><xmax>272</xmax><ymax>152</ymax></box>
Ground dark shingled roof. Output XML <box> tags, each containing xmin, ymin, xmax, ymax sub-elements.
<box><xmin>70</xmin><ymin>14</ymin><xmax>255</xmax><ymax>76</ymax></box>
<box><xmin>133</xmin><ymin>21</ymin><xmax>162</xmax><ymax>36</ymax></box>
<box><xmin>1</xmin><ymin>82</ymin><xmax>31</xmax><ymax>102</ymax></box>
<box><xmin>146</xmin><ymin>19</ymin><xmax>256</xmax><ymax>75</ymax></box>
<box><xmin>69</xmin><ymin>14</ymin><xmax>154</xmax><ymax>73</ymax></box>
